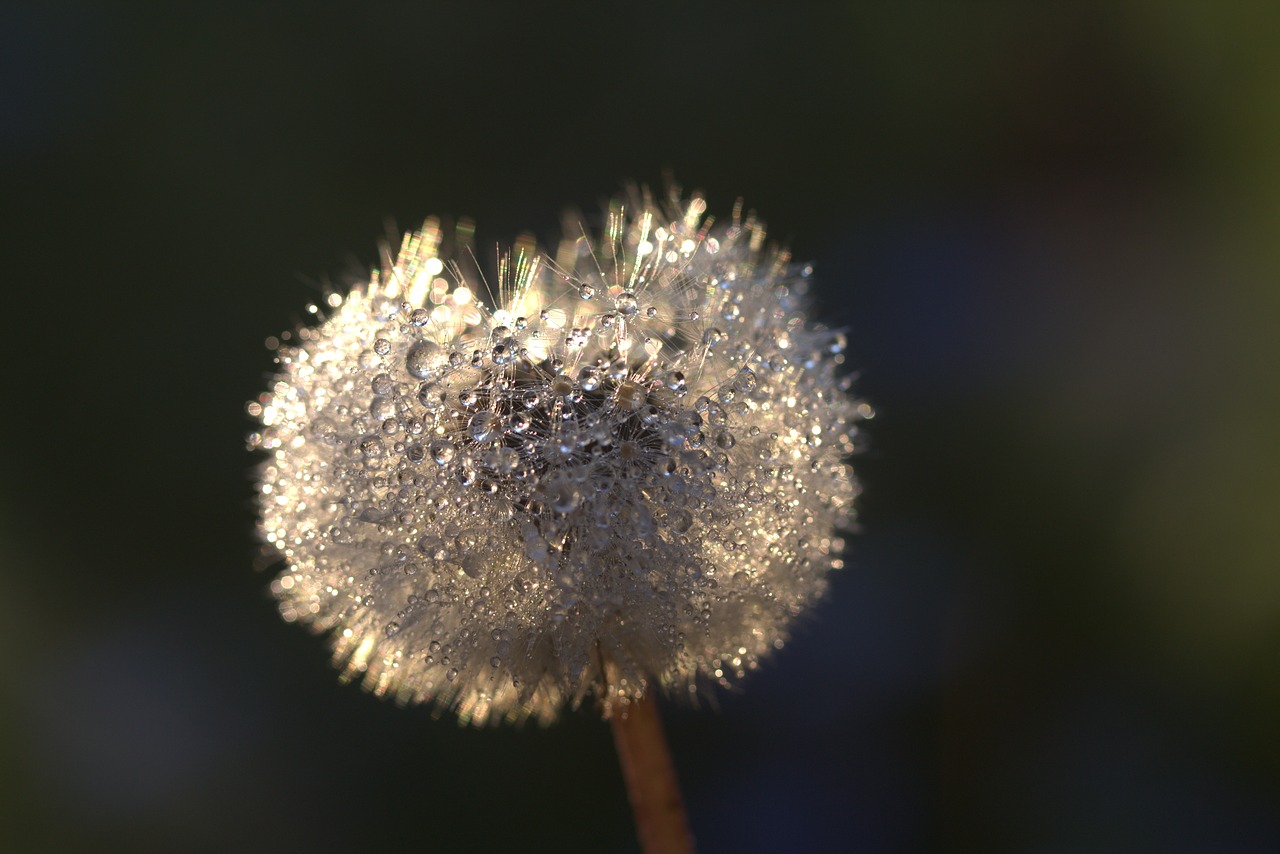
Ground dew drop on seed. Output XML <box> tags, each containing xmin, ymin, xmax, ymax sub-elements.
<box><xmin>578</xmin><ymin>366</ymin><xmax>601</xmax><ymax>391</ymax></box>
<box><xmin>469</xmin><ymin>411</ymin><xmax>499</xmax><ymax>442</ymax></box>
<box><xmin>310</xmin><ymin>416</ymin><xmax>339</xmax><ymax>445</ymax></box>
<box><xmin>550</xmin><ymin>375</ymin><xmax>575</xmax><ymax>398</ymax></box>
<box><xmin>406</xmin><ymin>341</ymin><xmax>442</xmax><ymax>379</ymax></box>
<box><xmin>547</xmin><ymin>481</ymin><xmax>581</xmax><ymax>513</ymax></box>
<box><xmin>430</xmin><ymin>439</ymin><xmax>455</xmax><ymax>465</ymax></box>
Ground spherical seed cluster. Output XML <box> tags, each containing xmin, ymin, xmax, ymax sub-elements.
<box><xmin>250</xmin><ymin>190</ymin><xmax>866</xmax><ymax>724</ymax></box>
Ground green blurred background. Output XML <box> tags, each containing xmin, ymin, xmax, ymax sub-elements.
<box><xmin>2</xmin><ymin>3</ymin><xmax>1277</xmax><ymax>851</ymax></box>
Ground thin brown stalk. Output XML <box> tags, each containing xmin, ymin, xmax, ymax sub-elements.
<box><xmin>610</xmin><ymin>692</ymin><xmax>695</xmax><ymax>854</ymax></box>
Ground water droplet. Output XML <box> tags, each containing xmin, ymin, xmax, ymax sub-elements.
<box><xmin>489</xmin><ymin>446</ymin><xmax>519</xmax><ymax>474</ymax></box>
<box><xmin>430</xmin><ymin>439</ymin><xmax>456</xmax><ymax>465</ymax></box>
<box><xmin>385</xmin><ymin>622</ymin><xmax>400</xmax><ymax>638</ymax></box>
<box><xmin>373</xmin><ymin>338</ymin><xmax>391</xmax><ymax>356</ymax></box>
<box><xmin>409</xmin><ymin>308</ymin><xmax>430</xmax><ymax>326</ymax></box>
<box><xmin>540</xmin><ymin>473</ymin><xmax>581</xmax><ymax>514</ymax></box>
<box><xmin>469</xmin><ymin>411</ymin><xmax>500</xmax><ymax>443</ymax></box>
<box><xmin>616</xmin><ymin>381</ymin><xmax>646</xmax><ymax>411</ymax></box>
<box><xmin>371</xmin><ymin>373</ymin><xmax>394</xmax><ymax>395</ymax></box>
<box><xmin>578</xmin><ymin>366</ymin><xmax>601</xmax><ymax>392</ymax></box>
<box><xmin>406</xmin><ymin>341</ymin><xmax>443</xmax><ymax>379</ymax></box>
<box><xmin>310</xmin><ymin>416</ymin><xmax>340</xmax><ymax>445</ymax></box>
<box><xmin>615</xmin><ymin>292</ymin><xmax>638</xmax><ymax>316</ymax></box>
<box><xmin>550</xmin><ymin>375</ymin><xmax>575</xmax><ymax>398</ymax></box>
<box><xmin>579</xmin><ymin>284</ymin><xmax>595</xmax><ymax>300</ymax></box>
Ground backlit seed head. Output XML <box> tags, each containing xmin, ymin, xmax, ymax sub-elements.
<box><xmin>249</xmin><ymin>188</ymin><xmax>867</xmax><ymax>724</ymax></box>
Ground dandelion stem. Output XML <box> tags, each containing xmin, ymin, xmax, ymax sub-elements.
<box><xmin>610</xmin><ymin>692</ymin><xmax>695</xmax><ymax>854</ymax></box>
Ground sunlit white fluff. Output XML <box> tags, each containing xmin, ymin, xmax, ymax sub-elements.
<box><xmin>250</xmin><ymin>188</ymin><xmax>865</xmax><ymax>724</ymax></box>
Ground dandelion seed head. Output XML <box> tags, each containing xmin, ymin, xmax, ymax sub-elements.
<box><xmin>250</xmin><ymin>188</ymin><xmax>865</xmax><ymax>724</ymax></box>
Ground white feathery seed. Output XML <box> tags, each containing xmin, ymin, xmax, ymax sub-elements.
<box><xmin>249</xmin><ymin>188</ymin><xmax>867</xmax><ymax>724</ymax></box>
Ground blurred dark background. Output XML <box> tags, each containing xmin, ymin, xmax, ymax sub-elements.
<box><xmin>3</xmin><ymin>3</ymin><xmax>1278</xmax><ymax>852</ymax></box>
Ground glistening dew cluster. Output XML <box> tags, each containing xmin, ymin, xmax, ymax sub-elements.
<box><xmin>249</xmin><ymin>189</ymin><xmax>866</xmax><ymax>724</ymax></box>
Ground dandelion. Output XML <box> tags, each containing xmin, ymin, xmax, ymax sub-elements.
<box><xmin>250</xmin><ymin>186</ymin><xmax>864</xmax><ymax>850</ymax></box>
